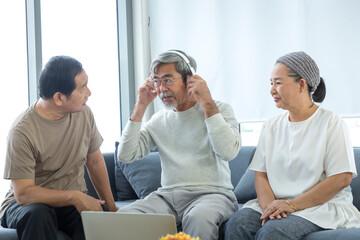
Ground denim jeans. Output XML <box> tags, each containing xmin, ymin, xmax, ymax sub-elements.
<box><xmin>224</xmin><ymin>207</ymin><xmax>323</xmax><ymax>240</ymax></box>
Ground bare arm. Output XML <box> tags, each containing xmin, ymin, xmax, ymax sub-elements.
<box><xmin>292</xmin><ymin>172</ymin><xmax>352</xmax><ymax>210</ymax></box>
<box><xmin>12</xmin><ymin>179</ymin><xmax>104</xmax><ymax>213</ymax></box>
<box><xmin>262</xmin><ymin>172</ymin><xmax>353</xmax><ymax>222</ymax></box>
<box><xmin>85</xmin><ymin>149</ymin><xmax>117</xmax><ymax>211</ymax></box>
<box><xmin>254</xmin><ymin>171</ymin><xmax>287</xmax><ymax>225</ymax></box>
<box><xmin>255</xmin><ymin>171</ymin><xmax>275</xmax><ymax>210</ymax></box>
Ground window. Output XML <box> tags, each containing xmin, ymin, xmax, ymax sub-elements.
<box><xmin>41</xmin><ymin>0</ymin><xmax>120</xmax><ymax>153</ymax></box>
<box><xmin>241</xmin><ymin>118</ymin><xmax>360</xmax><ymax>147</ymax></box>
<box><xmin>344</xmin><ymin>118</ymin><xmax>360</xmax><ymax>146</ymax></box>
<box><xmin>240</xmin><ymin>122</ymin><xmax>263</xmax><ymax>146</ymax></box>
<box><xmin>0</xmin><ymin>1</ymin><xmax>28</xmax><ymax>203</ymax></box>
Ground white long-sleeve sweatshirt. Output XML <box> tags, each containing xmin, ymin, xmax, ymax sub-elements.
<box><xmin>117</xmin><ymin>101</ymin><xmax>241</xmax><ymax>191</ymax></box>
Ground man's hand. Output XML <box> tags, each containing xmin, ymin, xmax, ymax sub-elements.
<box><xmin>138</xmin><ymin>76</ymin><xmax>158</xmax><ymax>106</ymax></box>
<box><xmin>186</xmin><ymin>75</ymin><xmax>219</xmax><ymax>118</ymax></box>
<box><xmin>12</xmin><ymin>179</ymin><xmax>106</xmax><ymax>213</ymax></box>
<box><xmin>130</xmin><ymin>76</ymin><xmax>158</xmax><ymax>122</ymax></box>
<box><xmin>70</xmin><ymin>190</ymin><xmax>105</xmax><ymax>213</ymax></box>
<box><xmin>186</xmin><ymin>75</ymin><xmax>212</xmax><ymax>104</ymax></box>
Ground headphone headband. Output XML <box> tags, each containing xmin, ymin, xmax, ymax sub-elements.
<box><xmin>167</xmin><ymin>50</ymin><xmax>196</xmax><ymax>75</ymax></box>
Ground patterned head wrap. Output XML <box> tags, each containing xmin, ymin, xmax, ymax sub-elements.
<box><xmin>276</xmin><ymin>51</ymin><xmax>320</xmax><ymax>91</ymax></box>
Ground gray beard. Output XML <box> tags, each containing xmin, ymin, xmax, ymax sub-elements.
<box><xmin>163</xmin><ymin>101</ymin><xmax>178</xmax><ymax>110</ymax></box>
<box><xmin>160</xmin><ymin>92</ymin><xmax>178</xmax><ymax>110</ymax></box>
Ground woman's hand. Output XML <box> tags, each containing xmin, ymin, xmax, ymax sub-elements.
<box><xmin>260</xmin><ymin>200</ymin><xmax>294</xmax><ymax>225</ymax></box>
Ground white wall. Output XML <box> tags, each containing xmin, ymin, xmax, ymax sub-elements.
<box><xmin>148</xmin><ymin>0</ymin><xmax>360</xmax><ymax>122</ymax></box>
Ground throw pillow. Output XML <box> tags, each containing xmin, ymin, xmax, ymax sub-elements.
<box><xmin>117</xmin><ymin>147</ymin><xmax>162</xmax><ymax>199</ymax></box>
<box><xmin>234</xmin><ymin>169</ymin><xmax>257</xmax><ymax>203</ymax></box>
<box><xmin>228</xmin><ymin>146</ymin><xmax>256</xmax><ymax>187</ymax></box>
<box><xmin>114</xmin><ymin>142</ymin><xmax>138</xmax><ymax>200</ymax></box>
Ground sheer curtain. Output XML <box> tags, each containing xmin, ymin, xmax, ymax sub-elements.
<box><xmin>132</xmin><ymin>0</ymin><xmax>154</xmax><ymax>121</ymax></box>
<box><xmin>0</xmin><ymin>1</ymin><xmax>28</xmax><ymax>206</ymax></box>
<box><xmin>148</xmin><ymin>0</ymin><xmax>360</xmax><ymax>122</ymax></box>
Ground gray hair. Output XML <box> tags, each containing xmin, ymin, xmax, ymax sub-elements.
<box><xmin>150</xmin><ymin>50</ymin><xmax>197</xmax><ymax>82</ymax></box>
<box><xmin>276</xmin><ymin>51</ymin><xmax>320</xmax><ymax>92</ymax></box>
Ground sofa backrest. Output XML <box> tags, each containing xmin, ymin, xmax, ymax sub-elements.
<box><xmin>228</xmin><ymin>146</ymin><xmax>256</xmax><ymax>187</ymax></box>
<box><xmin>86</xmin><ymin>147</ymin><xmax>360</xmax><ymax>211</ymax></box>
<box><xmin>229</xmin><ymin>146</ymin><xmax>360</xmax><ymax>210</ymax></box>
<box><xmin>351</xmin><ymin>147</ymin><xmax>360</xmax><ymax>210</ymax></box>
<box><xmin>85</xmin><ymin>152</ymin><xmax>119</xmax><ymax>200</ymax></box>
<box><xmin>228</xmin><ymin>146</ymin><xmax>257</xmax><ymax>203</ymax></box>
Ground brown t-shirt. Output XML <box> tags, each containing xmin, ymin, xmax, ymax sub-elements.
<box><xmin>0</xmin><ymin>103</ymin><xmax>103</xmax><ymax>218</ymax></box>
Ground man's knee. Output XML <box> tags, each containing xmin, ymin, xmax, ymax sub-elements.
<box><xmin>19</xmin><ymin>203</ymin><xmax>56</xmax><ymax>225</ymax></box>
<box><xmin>183</xmin><ymin>208</ymin><xmax>214</xmax><ymax>228</ymax></box>
<box><xmin>182</xmin><ymin>209</ymin><xmax>219</xmax><ymax>240</ymax></box>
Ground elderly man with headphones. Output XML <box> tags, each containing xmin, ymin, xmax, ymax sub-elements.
<box><xmin>117</xmin><ymin>50</ymin><xmax>241</xmax><ymax>240</ymax></box>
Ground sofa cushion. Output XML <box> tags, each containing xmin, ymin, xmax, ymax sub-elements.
<box><xmin>0</xmin><ymin>226</ymin><xmax>71</xmax><ymax>240</ymax></box>
<box><xmin>234</xmin><ymin>169</ymin><xmax>256</xmax><ymax>203</ymax></box>
<box><xmin>116</xmin><ymin>145</ymin><xmax>162</xmax><ymax>199</ymax></box>
<box><xmin>114</xmin><ymin>142</ymin><xmax>138</xmax><ymax>200</ymax></box>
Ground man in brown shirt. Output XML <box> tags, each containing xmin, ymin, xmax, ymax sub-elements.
<box><xmin>0</xmin><ymin>56</ymin><xmax>117</xmax><ymax>240</ymax></box>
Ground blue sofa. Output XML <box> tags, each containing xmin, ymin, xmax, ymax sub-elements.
<box><xmin>1</xmin><ymin>145</ymin><xmax>360</xmax><ymax>239</ymax></box>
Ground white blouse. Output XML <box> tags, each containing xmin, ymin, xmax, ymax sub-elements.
<box><xmin>244</xmin><ymin>107</ymin><xmax>360</xmax><ymax>229</ymax></box>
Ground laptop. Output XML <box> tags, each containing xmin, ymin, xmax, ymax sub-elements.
<box><xmin>81</xmin><ymin>211</ymin><xmax>177</xmax><ymax>240</ymax></box>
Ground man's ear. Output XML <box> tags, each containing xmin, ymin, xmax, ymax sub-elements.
<box><xmin>53</xmin><ymin>92</ymin><xmax>64</xmax><ymax>106</ymax></box>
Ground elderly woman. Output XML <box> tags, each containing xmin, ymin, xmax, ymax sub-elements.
<box><xmin>225</xmin><ymin>51</ymin><xmax>360</xmax><ymax>240</ymax></box>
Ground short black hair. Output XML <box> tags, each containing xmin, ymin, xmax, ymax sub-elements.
<box><xmin>39</xmin><ymin>56</ymin><xmax>83</xmax><ymax>99</ymax></box>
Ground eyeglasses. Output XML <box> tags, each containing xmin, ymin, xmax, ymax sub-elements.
<box><xmin>150</xmin><ymin>76</ymin><xmax>182</xmax><ymax>89</ymax></box>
